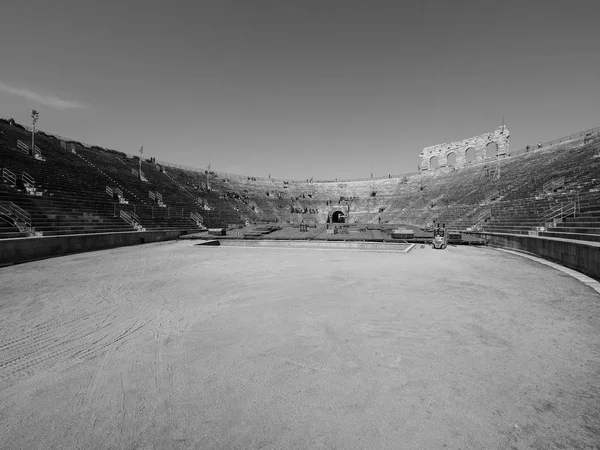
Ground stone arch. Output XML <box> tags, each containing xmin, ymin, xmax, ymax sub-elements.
<box><xmin>420</xmin><ymin>126</ymin><xmax>510</xmax><ymax>170</ymax></box>
<box><xmin>446</xmin><ymin>151</ymin><xmax>457</xmax><ymax>166</ymax></box>
<box><xmin>465</xmin><ymin>147</ymin><xmax>476</xmax><ymax>163</ymax></box>
<box><xmin>486</xmin><ymin>141</ymin><xmax>498</xmax><ymax>159</ymax></box>
<box><xmin>331</xmin><ymin>210</ymin><xmax>346</xmax><ymax>223</ymax></box>
<box><xmin>429</xmin><ymin>156</ymin><xmax>439</xmax><ymax>169</ymax></box>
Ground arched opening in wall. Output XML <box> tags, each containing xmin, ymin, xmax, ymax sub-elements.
<box><xmin>331</xmin><ymin>210</ymin><xmax>345</xmax><ymax>223</ymax></box>
<box><xmin>465</xmin><ymin>147</ymin><xmax>476</xmax><ymax>163</ymax></box>
<box><xmin>429</xmin><ymin>156</ymin><xmax>439</xmax><ymax>169</ymax></box>
<box><xmin>486</xmin><ymin>142</ymin><xmax>498</xmax><ymax>159</ymax></box>
<box><xmin>446</xmin><ymin>152</ymin><xmax>457</xmax><ymax>166</ymax></box>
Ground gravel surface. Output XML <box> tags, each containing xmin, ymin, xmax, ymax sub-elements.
<box><xmin>0</xmin><ymin>241</ymin><xmax>599</xmax><ymax>449</ymax></box>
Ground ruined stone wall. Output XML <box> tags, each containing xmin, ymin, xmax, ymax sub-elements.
<box><xmin>420</xmin><ymin>126</ymin><xmax>510</xmax><ymax>171</ymax></box>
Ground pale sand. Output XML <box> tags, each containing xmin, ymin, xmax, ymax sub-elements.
<box><xmin>0</xmin><ymin>241</ymin><xmax>599</xmax><ymax>449</ymax></box>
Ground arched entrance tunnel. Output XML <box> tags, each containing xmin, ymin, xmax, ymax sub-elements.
<box><xmin>331</xmin><ymin>210</ymin><xmax>346</xmax><ymax>223</ymax></box>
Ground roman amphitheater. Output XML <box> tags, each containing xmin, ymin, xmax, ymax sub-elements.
<box><xmin>1</xmin><ymin>118</ymin><xmax>599</xmax><ymax>449</ymax></box>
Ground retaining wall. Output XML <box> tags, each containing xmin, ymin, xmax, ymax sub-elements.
<box><xmin>464</xmin><ymin>232</ymin><xmax>600</xmax><ymax>281</ymax></box>
<box><xmin>0</xmin><ymin>230</ymin><xmax>183</xmax><ymax>266</ymax></box>
<box><xmin>217</xmin><ymin>239</ymin><xmax>414</xmax><ymax>252</ymax></box>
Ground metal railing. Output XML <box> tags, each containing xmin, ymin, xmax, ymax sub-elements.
<box><xmin>542</xmin><ymin>176</ymin><xmax>565</xmax><ymax>193</ymax></box>
<box><xmin>10</xmin><ymin>202</ymin><xmax>31</xmax><ymax>228</ymax></box>
<box><xmin>541</xmin><ymin>127</ymin><xmax>599</xmax><ymax>148</ymax></box>
<box><xmin>120</xmin><ymin>210</ymin><xmax>141</xmax><ymax>229</ymax></box>
<box><xmin>0</xmin><ymin>202</ymin><xmax>13</xmax><ymax>226</ymax></box>
<box><xmin>22</xmin><ymin>171</ymin><xmax>35</xmax><ymax>187</ymax></box>
<box><xmin>149</xmin><ymin>190</ymin><xmax>156</xmax><ymax>201</ymax></box>
<box><xmin>16</xmin><ymin>140</ymin><xmax>29</xmax><ymax>154</ymax></box>
<box><xmin>540</xmin><ymin>201</ymin><xmax>578</xmax><ymax>226</ymax></box>
<box><xmin>471</xmin><ymin>208</ymin><xmax>491</xmax><ymax>230</ymax></box>
<box><xmin>131</xmin><ymin>211</ymin><xmax>140</xmax><ymax>225</ymax></box>
<box><xmin>0</xmin><ymin>201</ymin><xmax>34</xmax><ymax>235</ymax></box>
<box><xmin>2</xmin><ymin>168</ymin><xmax>16</xmax><ymax>185</ymax></box>
<box><xmin>190</xmin><ymin>212</ymin><xmax>203</xmax><ymax>224</ymax></box>
<box><xmin>114</xmin><ymin>188</ymin><xmax>123</xmax><ymax>198</ymax></box>
<box><xmin>120</xmin><ymin>210</ymin><xmax>131</xmax><ymax>225</ymax></box>
<box><xmin>508</xmin><ymin>126</ymin><xmax>600</xmax><ymax>158</ymax></box>
<box><xmin>106</xmin><ymin>186</ymin><xmax>114</xmax><ymax>197</ymax></box>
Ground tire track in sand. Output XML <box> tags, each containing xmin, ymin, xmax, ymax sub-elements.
<box><xmin>230</xmin><ymin>342</ymin><xmax>336</xmax><ymax>375</ymax></box>
<box><xmin>220</xmin><ymin>341</ymin><xmax>347</xmax><ymax>415</ymax></box>
<box><xmin>81</xmin><ymin>344</ymin><xmax>122</xmax><ymax>447</ymax></box>
<box><xmin>154</xmin><ymin>323</ymin><xmax>173</xmax><ymax>449</ymax></box>
<box><xmin>0</xmin><ymin>306</ymin><xmax>109</xmax><ymax>351</ymax></box>
<box><xmin>0</xmin><ymin>316</ymin><xmax>116</xmax><ymax>389</ymax></box>
<box><xmin>151</xmin><ymin>309</ymin><xmax>194</xmax><ymax>446</ymax></box>
<box><xmin>120</xmin><ymin>362</ymin><xmax>137</xmax><ymax>448</ymax></box>
<box><xmin>82</xmin><ymin>319</ymin><xmax>151</xmax><ymax>447</ymax></box>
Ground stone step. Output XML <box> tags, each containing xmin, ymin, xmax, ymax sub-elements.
<box><xmin>554</xmin><ymin>220</ymin><xmax>600</xmax><ymax>228</ymax></box>
<box><xmin>546</xmin><ymin>226</ymin><xmax>600</xmax><ymax>235</ymax></box>
<box><xmin>0</xmin><ymin>231</ymin><xmax>28</xmax><ymax>239</ymax></box>
<box><xmin>40</xmin><ymin>228</ymin><xmax>135</xmax><ymax>237</ymax></box>
<box><xmin>539</xmin><ymin>231</ymin><xmax>600</xmax><ymax>243</ymax></box>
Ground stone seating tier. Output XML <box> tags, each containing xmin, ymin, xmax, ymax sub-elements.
<box><xmin>2</xmin><ymin>119</ymin><xmax>598</xmax><ymax>241</ymax></box>
<box><xmin>77</xmin><ymin>148</ymin><xmax>238</xmax><ymax>228</ymax></box>
<box><xmin>0</xmin><ymin>220</ymin><xmax>27</xmax><ymax>239</ymax></box>
<box><xmin>0</xmin><ymin>123</ymin><xmax>206</xmax><ymax>235</ymax></box>
<box><xmin>215</xmin><ymin>135</ymin><xmax>598</xmax><ymax>229</ymax></box>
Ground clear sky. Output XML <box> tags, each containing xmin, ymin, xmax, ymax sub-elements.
<box><xmin>1</xmin><ymin>0</ymin><xmax>598</xmax><ymax>180</ymax></box>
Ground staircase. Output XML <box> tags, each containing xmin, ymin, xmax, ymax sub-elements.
<box><xmin>0</xmin><ymin>201</ymin><xmax>37</xmax><ymax>237</ymax></box>
<box><xmin>540</xmin><ymin>205</ymin><xmax>600</xmax><ymax>243</ymax></box>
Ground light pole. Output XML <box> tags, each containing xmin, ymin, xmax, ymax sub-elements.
<box><xmin>139</xmin><ymin>146</ymin><xmax>143</xmax><ymax>180</ymax></box>
<box><xmin>31</xmin><ymin>110</ymin><xmax>39</xmax><ymax>156</ymax></box>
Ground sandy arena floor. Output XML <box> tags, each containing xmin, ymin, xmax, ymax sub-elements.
<box><xmin>1</xmin><ymin>241</ymin><xmax>599</xmax><ymax>449</ymax></box>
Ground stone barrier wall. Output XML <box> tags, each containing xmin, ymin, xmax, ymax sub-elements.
<box><xmin>464</xmin><ymin>232</ymin><xmax>600</xmax><ymax>281</ymax></box>
<box><xmin>0</xmin><ymin>230</ymin><xmax>183</xmax><ymax>266</ymax></box>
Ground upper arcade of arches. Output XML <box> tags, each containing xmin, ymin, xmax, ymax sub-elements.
<box><xmin>420</xmin><ymin>126</ymin><xmax>510</xmax><ymax>171</ymax></box>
